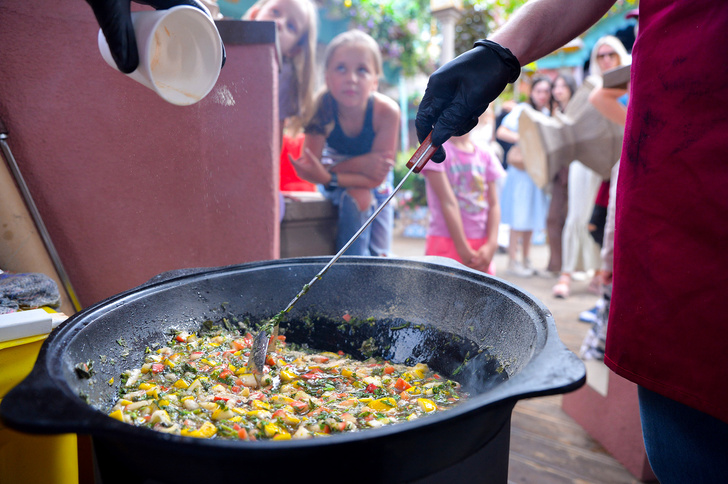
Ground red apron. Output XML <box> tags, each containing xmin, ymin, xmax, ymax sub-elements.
<box><xmin>605</xmin><ymin>0</ymin><xmax>728</xmax><ymax>423</ymax></box>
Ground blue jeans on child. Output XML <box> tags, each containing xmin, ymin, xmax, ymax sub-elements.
<box><xmin>323</xmin><ymin>173</ymin><xmax>393</xmax><ymax>256</ymax></box>
<box><xmin>369</xmin><ymin>175</ymin><xmax>393</xmax><ymax>256</ymax></box>
<box><xmin>638</xmin><ymin>385</ymin><xmax>728</xmax><ymax>483</ymax></box>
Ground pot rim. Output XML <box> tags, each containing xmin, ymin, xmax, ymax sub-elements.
<box><xmin>1</xmin><ymin>256</ymin><xmax>585</xmax><ymax>448</ymax></box>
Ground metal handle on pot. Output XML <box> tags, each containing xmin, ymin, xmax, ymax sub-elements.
<box><xmin>0</xmin><ymin>360</ymin><xmax>111</xmax><ymax>435</ymax></box>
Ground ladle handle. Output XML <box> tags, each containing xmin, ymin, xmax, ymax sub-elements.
<box><xmin>406</xmin><ymin>132</ymin><xmax>437</xmax><ymax>173</ymax></box>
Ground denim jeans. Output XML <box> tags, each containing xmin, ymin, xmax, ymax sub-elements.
<box><xmin>369</xmin><ymin>174</ymin><xmax>393</xmax><ymax>256</ymax></box>
<box><xmin>323</xmin><ymin>174</ymin><xmax>393</xmax><ymax>256</ymax></box>
<box><xmin>638</xmin><ymin>385</ymin><xmax>728</xmax><ymax>483</ymax></box>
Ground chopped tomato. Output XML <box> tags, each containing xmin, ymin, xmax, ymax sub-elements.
<box><xmin>277</xmin><ymin>335</ymin><xmax>286</xmax><ymax>342</ymax></box>
<box><xmin>266</xmin><ymin>355</ymin><xmax>277</xmax><ymax>367</ymax></box>
<box><xmin>290</xmin><ymin>401</ymin><xmax>308</xmax><ymax>413</ymax></box>
<box><xmin>175</xmin><ymin>334</ymin><xmax>186</xmax><ymax>343</ymax></box>
<box><xmin>214</xmin><ymin>396</ymin><xmax>230</xmax><ymax>402</ymax></box>
<box><xmin>152</xmin><ymin>363</ymin><xmax>164</xmax><ymax>373</ymax></box>
<box><xmin>338</xmin><ymin>350</ymin><xmax>345</xmax><ymax>356</ymax></box>
<box><xmin>311</xmin><ymin>355</ymin><xmax>329</xmax><ymax>364</ymax></box>
<box><xmin>365</xmin><ymin>383</ymin><xmax>378</xmax><ymax>393</ymax></box>
<box><xmin>219</xmin><ymin>369</ymin><xmax>232</xmax><ymax>380</ymax></box>
<box><xmin>307</xmin><ymin>406</ymin><xmax>331</xmax><ymax>417</ymax></box>
<box><xmin>384</xmin><ymin>366</ymin><xmax>395</xmax><ymax>375</ymax></box>
<box><xmin>394</xmin><ymin>378</ymin><xmax>412</xmax><ymax>392</ymax></box>
<box><xmin>272</xmin><ymin>409</ymin><xmax>287</xmax><ymax>419</ymax></box>
<box><xmin>231</xmin><ymin>386</ymin><xmax>241</xmax><ymax>393</ymax></box>
<box><xmin>238</xmin><ymin>428</ymin><xmax>249</xmax><ymax>440</ymax></box>
<box><xmin>342</xmin><ymin>313</ymin><xmax>351</xmax><ymax>322</ymax></box>
<box><xmin>232</xmin><ymin>340</ymin><xmax>246</xmax><ymax>351</ymax></box>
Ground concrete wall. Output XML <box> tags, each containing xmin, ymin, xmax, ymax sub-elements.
<box><xmin>0</xmin><ymin>3</ymin><xmax>280</xmax><ymax>307</ymax></box>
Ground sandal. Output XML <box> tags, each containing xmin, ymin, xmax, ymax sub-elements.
<box><xmin>552</xmin><ymin>275</ymin><xmax>570</xmax><ymax>299</ymax></box>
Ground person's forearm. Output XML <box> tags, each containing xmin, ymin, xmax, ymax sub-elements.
<box><xmin>332</xmin><ymin>154</ymin><xmax>388</xmax><ymax>185</ymax></box>
<box><xmin>485</xmin><ymin>204</ymin><xmax>500</xmax><ymax>250</ymax></box>
<box><xmin>338</xmin><ymin>172</ymin><xmax>381</xmax><ymax>190</ymax></box>
<box><xmin>442</xmin><ymin>203</ymin><xmax>472</xmax><ymax>256</ymax></box>
<box><xmin>490</xmin><ymin>0</ymin><xmax>615</xmax><ymax>66</ymax></box>
<box><xmin>496</xmin><ymin>125</ymin><xmax>519</xmax><ymax>144</ymax></box>
<box><xmin>333</xmin><ymin>154</ymin><xmax>375</xmax><ymax>173</ymax></box>
<box><xmin>589</xmin><ymin>87</ymin><xmax>628</xmax><ymax>125</ymax></box>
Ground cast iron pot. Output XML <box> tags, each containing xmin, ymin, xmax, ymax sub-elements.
<box><xmin>1</xmin><ymin>257</ymin><xmax>585</xmax><ymax>483</ymax></box>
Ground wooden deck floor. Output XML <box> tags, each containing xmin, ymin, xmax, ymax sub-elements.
<box><xmin>392</xmin><ymin>236</ymin><xmax>643</xmax><ymax>484</ymax></box>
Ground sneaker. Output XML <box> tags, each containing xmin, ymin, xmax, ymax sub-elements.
<box><xmin>507</xmin><ymin>260</ymin><xmax>534</xmax><ymax>277</ymax></box>
<box><xmin>579</xmin><ymin>306</ymin><xmax>598</xmax><ymax>323</ymax></box>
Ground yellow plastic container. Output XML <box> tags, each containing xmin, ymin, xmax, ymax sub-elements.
<box><xmin>0</xmin><ymin>328</ymin><xmax>78</xmax><ymax>484</ymax></box>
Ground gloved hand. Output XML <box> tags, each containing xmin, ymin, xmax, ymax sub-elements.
<box><xmin>415</xmin><ymin>40</ymin><xmax>520</xmax><ymax>162</ymax></box>
<box><xmin>87</xmin><ymin>0</ymin><xmax>226</xmax><ymax>74</ymax></box>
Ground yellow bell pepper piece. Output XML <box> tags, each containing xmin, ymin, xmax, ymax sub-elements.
<box><xmin>138</xmin><ymin>382</ymin><xmax>155</xmax><ymax>390</ymax></box>
<box><xmin>272</xmin><ymin>432</ymin><xmax>292</xmax><ymax>440</ymax></box>
<box><xmin>369</xmin><ymin>397</ymin><xmax>397</xmax><ymax>412</ymax></box>
<box><xmin>271</xmin><ymin>395</ymin><xmax>295</xmax><ymax>404</ymax></box>
<box><xmin>341</xmin><ymin>369</ymin><xmax>354</xmax><ymax>378</ymax></box>
<box><xmin>280</xmin><ymin>370</ymin><xmax>296</xmax><ymax>382</ymax></box>
<box><xmin>417</xmin><ymin>398</ymin><xmax>437</xmax><ymax>413</ymax></box>
<box><xmin>109</xmin><ymin>409</ymin><xmax>124</xmax><ymax>422</ymax></box>
<box><xmin>252</xmin><ymin>399</ymin><xmax>270</xmax><ymax>411</ymax></box>
<box><xmin>264</xmin><ymin>422</ymin><xmax>285</xmax><ymax>437</ymax></box>
<box><xmin>412</xmin><ymin>363</ymin><xmax>428</xmax><ymax>379</ymax></box>
<box><xmin>181</xmin><ymin>421</ymin><xmax>217</xmax><ymax>438</ymax></box>
<box><xmin>174</xmin><ymin>379</ymin><xmax>189</xmax><ymax>389</ymax></box>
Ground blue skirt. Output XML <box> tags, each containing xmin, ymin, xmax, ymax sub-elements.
<box><xmin>500</xmin><ymin>166</ymin><xmax>549</xmax><ymax>231</ymax></box>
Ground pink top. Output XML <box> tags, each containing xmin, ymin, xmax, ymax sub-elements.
<box><xmin>422</xmin><ymin>140</ymin><xmax>505</xmax><ymax>240</ymax></box>
<box><xmin>605</xmin><ymin>0</ymin><xmax>728</xmax><ymax>423</ymax></box>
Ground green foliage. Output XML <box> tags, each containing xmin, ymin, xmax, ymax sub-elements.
<box><xmin>319</xmin><ymin>0</ymin><xmax>636</xmax><ymax>76</ymax></box>
<box><xmin>322</xmin><ymin>0</ymin><xmax>435</xmax><ymax>76</ymax></box>
<box><xmin>393</xmin><ymin>149</ymin><xmax>427</xmax><ymax>208</ymax></box>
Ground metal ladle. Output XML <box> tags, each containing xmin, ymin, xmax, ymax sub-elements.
<box><xmin>248</xmin><ymin>133</ymin><xmax>439</xmax><ymax>381</ymax></box>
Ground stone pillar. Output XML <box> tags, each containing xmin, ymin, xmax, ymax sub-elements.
<box><xmin>431</xmin><ymin>1</ymin><xmax>463</xmax><ymax>64</ymax></box>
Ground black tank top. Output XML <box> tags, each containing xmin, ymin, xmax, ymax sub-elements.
<box><xmin>326</xmin><ymin>96</ymin><xmax>376</xmax><ymax>157</ymax></box>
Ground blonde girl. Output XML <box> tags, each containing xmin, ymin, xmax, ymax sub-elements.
<box><xmin>245</xmin><ymin>0</ymin><xmax>318</xmax><ymax>134</ymax></box>
<box><xmin>291</xmin><ymin>29</ymin><xmax>400</xmax><ymax>256</ymax></box>
<box><xmin>552</xmin><ymin>35</ymin><xmax>630</xmax><ymax>298</ymax></box>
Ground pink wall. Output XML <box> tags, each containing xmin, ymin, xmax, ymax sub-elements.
<box><xmin>562</xmin><ymin>373</ymin><xmax>656</xmax><ymax>481</ymax></box>
<box><xmin>1</xmin><ymin>4</ymin><xmax>280</xmax><ymax>307</ymax></box>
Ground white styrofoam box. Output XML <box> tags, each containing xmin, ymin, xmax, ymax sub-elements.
<box><xmin>0</xmin><ymin>309</ymin><xmax>53</xmax><ymax>343</ymax></box>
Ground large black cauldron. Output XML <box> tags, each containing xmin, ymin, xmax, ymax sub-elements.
<box><xmin>1</xmin><ymin>257</ymin><xmax>585</xmax><ymax>483</ymax></box>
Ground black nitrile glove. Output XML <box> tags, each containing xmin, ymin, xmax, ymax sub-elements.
<box><xmin>87</xmin><ymin>0</ymin><xmax>226</xmax><ymax>74</ymax></box>
<box><xmin>416</xmin><ymin>40</ymin><xmax>520</xmax><ymax>162</ymax></box>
